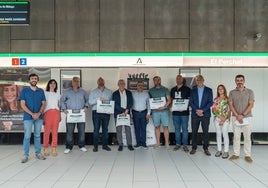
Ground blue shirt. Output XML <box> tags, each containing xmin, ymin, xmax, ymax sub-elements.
<box><xmin>19</xmin><ymin>87</ymin><xmax>46</xmax><ymax>120</ymax></box>
<box><xmin>132</xmin><ymin>91</ymin><xmax>151</xmax><ymax>114</ymax></box>
<box><xmin>88</xmin><ymin>87</ymin><xmax>113</xmax><ymax>110</ymax></box>
<box><xmin>60</xmin><ymin>87</ymin><xmax>89</xmax><ymax>110</ymax></box>
<box><xmin>198</xmin><ymin>86</ymin><xmax>204</xmax><ymax>108</ymax></box>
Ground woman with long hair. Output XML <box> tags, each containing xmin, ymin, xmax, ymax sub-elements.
<box><xmin>1</xmin><ymin>84</ymin><xmax>21</xmax><ymax>112</ymax></box>
<box><xmin>43</xmin><ymin>79</ymin><xmax>61</xmax><ymax>156</ymax></box>
<box><xmin>212</xmin><ymin>84</ymin><xmax>231</xmax><ymax>159</ymax></box>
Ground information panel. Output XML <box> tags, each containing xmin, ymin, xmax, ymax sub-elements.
<box><xmin>0</xmin><ymin>1</ymin><xmax>30</xmax><ymax>25</ymax></box>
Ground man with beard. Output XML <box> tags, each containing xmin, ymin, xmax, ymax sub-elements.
<box><xmin>149</xmin><ymin>76</ymin><xmax>171</xmax><ymax>149</ymax></box>
<box><xmin>229</xmin><ymin>74</ymin><xmax>254</xmax><ymax>163</ymax></box>
<box><xmin>88</xmin><ymin>77</ymin><xmax>113</xmax><ymax>152</ymax></box>
<box><xmin>170</xmin><ymin>75</ymin><xmax>191</xmax><ymax>152</ymax></box>
<box><xmin>19</xmin><ymin>73</ymin><xmax>46</xmax><ymax>163</ymax></box>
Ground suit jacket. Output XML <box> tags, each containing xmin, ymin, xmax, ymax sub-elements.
<box><xmin>112</xmin><ymin>89</ymin><xmax>133</xmax><ymax>118</ymax></box>
<box><xmin>190</xmin><ymin>86</ymin><xmax>213</xmax><ymax>118</ymax></box>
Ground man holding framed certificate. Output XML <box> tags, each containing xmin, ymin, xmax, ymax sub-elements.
<box><xmin>170</xmin><ymin>75</ymin><xmax>191</xmax><ymax>152</ymax></box>
<box><xmin>60</xmin><ymin>77</ymin><xmax>89</xmax><ymax>154</ymax></box>
<box><xmin>88</xmin><ymin>77</ymin><xmax>113</xmax><ymax>152</ymax></box>
<box><xmin>149</xmin><ymin>76</ymin><xmax>171</xmax><ymax>149</ymax></box>
<box><xmin>112</xmin><ymin>79</ymin><xmax>134</xmax><ymax>151</ymax></box>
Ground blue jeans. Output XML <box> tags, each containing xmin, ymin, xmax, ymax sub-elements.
<box><xmin>132</xmin><ymin>110</ymin><xmax>147</xmax><ymax>147</ymax></box>
<box><xmin>172</xmin><ymin>115</ymin><xmax>189</xmax><ymax>146</ymax></box>
<box><xmin>66</xmin><ymin>123</ymin><xmax>85</xmax><ymax>149</ymax></box>
<box><xmin>191</xmin><ymin>117</ymin><xmax>210</xmax><ymax>150</ymax></box>
<box><xmin>92</xmin><ymin>111</ymin><xmax>110</xmax><ymax>147</ymax></box>
<box><xmin>23</xmin><ymin>119</ymin><xmax>43</xmax><ymax>156</ymax></box>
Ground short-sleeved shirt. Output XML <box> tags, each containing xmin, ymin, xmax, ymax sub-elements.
<box><xmin>44</xmin><ymin>91</ymin><xmax>61</xmax><ymax>112</ymax></box>
<box><xmin>19</xmin><ymin>87</ymin><xmax>46</xmax><ymax>120</ymax></box>
<box><xmin>229</xmin><ymin>87</ymin><xmax>254</xmax><ymax>117</ymax></box>
<box><xmin>149</xmin><ymin>86</ymin><xmax>170</xmax><ymax>112</ymax></box>
<box><xmin>170</xmin><ymin>85</ymin><xmax>191</xmax><ymax>116</ymax></box>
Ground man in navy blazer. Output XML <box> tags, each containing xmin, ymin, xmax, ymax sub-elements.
<box><xmin>112</xmin><ymin>79</ymin><xmax>134</xmax><ymax>151</ymax></box>
<box><xmin>189</xmin><ymin>75</ymin><xmax>213</xmax><ymax>156</ymax></box>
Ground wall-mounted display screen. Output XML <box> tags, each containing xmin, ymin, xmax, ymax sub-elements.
<box><xmin>0</xmin><ymin>1</ymin><xmax>30</xmax><ymax>25</ymax></box>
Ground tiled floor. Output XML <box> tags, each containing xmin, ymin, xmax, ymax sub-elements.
<box><xmin>0</xmin><ymin>145</ymin><xmax>268</xmax><ymax>188</ymax></box>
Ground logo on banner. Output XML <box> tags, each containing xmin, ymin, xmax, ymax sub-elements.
<box><xmin>12</xmin><ymin>58</ymin><xmax>27</xmax><ymax>66</ymax></box>
<box><xmin>136</xmin><ymin>58</ymin><xmax>142</xmax><ymax>64</ymax></box>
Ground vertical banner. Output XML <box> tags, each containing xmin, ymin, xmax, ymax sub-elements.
<box><xmin>0</xmin><ymin>69</ymin><xmax>29</xmax><ymax>131</ymax></box>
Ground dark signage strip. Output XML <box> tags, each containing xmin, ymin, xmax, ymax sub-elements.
<box><xmin>0</xmin><ymin>1</ymin><xmax>30</xmax><ymax>25</ymax></box>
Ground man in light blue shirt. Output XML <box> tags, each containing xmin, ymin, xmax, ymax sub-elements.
<box><xmin>61</xmin><ymin>77</ymin><xmax>89</xmax><ymax>154</ymax></box>
<box><xmin>132</xmin><ymin>81</ymin><xmax>151</xmax><ymax>149</ymax></box>
<box><xmin>189</xmin><ymin>75</ymin><xmax>213</xmax><ymax>156</ymax></box>
<box><xmin>88</xmin><ymin>77</ymin><xmax>113</xmax><ymax>152</ymax></box>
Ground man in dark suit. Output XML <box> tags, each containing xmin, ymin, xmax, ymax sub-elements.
<box><xmin>189</xmin><ymin>75</ymin><xmax>213</xmax><ymax>156</ymax></box>
<box><xmin>112</xmin><ymin>79</ymin><xmax>134</xmax><ymax>151</ymax></box>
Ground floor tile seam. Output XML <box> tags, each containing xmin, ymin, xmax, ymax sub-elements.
<box><xmin>103</xmin><ymin>149</ymin><xmax>128</xmax><ymax>188</ymax></box>
<box><xmin>168</xmin><ymin>150</ymin><xmax>190</xmax><ymax>187</ymax></box>
<box><xmin>229</xmin><ymin>160</ymin><xmax>268</xmax><ymax>187</ymax></box>
<box><xmin>151</xmin><ymin>149</ymin><xmax>165</xmax><ymax>188</ymax></box>
<box><xmin>50</xmin><ymin>151</ymin><xmax>94</xmax><ymax>187</ymax></box>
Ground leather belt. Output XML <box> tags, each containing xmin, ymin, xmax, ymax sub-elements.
<box><xmin>132</xmin><ymin>109</ymin><xmax>147</xmax><ymax>113</ymax></box>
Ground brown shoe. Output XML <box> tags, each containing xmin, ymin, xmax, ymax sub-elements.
<box><xmin>43</xmin><ymin>148</ymin><xmax>50</xmax><ymax>156</ymax></box>
<box><xmin>229</xmin><ymin>155</ymin><xmax>239</xmax><ymax>161</ymax></box>
<box><xmin>204</xmin><ymin>149</ymin><xmax>211</xmax><ymax>156</ymax></box>
<box><xmin>51</xmin><ymin>148</ymin><xmax>57</xmax><ymax>156</ymax></box>
<box><xmin>245</xmin><ymin>156</ymin><xmax>253</xmax><ymax>163</ymax></box>
<box><xmin>190</xmin><ymin>149</ymin><xmax>196</xmax><ymax>155</ymax></box>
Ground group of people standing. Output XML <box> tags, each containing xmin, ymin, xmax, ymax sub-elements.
<box><xmin>19</xmin><ymin>73</ymin><xmax>254</xmax><ymax>164</ymax></box>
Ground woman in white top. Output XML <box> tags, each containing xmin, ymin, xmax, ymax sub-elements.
<box><xmin>43</xmin><ymin>79</ymin><xmax>61</xmax><ymax>156</ymax></box>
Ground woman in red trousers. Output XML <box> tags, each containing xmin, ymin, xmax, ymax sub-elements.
<box><xmin>43</xmin><ymin>79</ymin><xmax>61</xmax><ymax>156</ymax></box>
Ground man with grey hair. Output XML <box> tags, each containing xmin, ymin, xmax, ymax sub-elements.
<box><xmin>112</xmin><ymin>79</ymin><xmax>134</xmax><ymax>151</ymax></box>
<box><xmin>88</xmin><ymin>77</ymin><xmax>113</xmax><ymax>152</ymax></box>
<box><xmin>61</xmin><ymin>77</ymin><xmax>89</xmax><ymax>154</ymax></box>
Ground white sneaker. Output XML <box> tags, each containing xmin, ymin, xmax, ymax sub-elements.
<box><xmin>64</xmin><ymin>149</ymin><xmax>71</xmax><ymax>154</ymax></box>
<box><xmin>80</xmin><ymin>147</ymin><xmax>87</xmax><ymax>152</ymax></box>
<box><xmin>153</xmin><ymin>144</ymin><xmax>161</xmax><ymax>150</ymax></box>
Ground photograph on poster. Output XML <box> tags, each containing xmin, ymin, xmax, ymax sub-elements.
<box><xmin>0</xmin><ymin>68</ymin><xmax>51</xmax><ymax>132</ymax></box>
<box><xmin>0</xmin><ymin>83</ymin><xmax>25</xmax><ymax>131</ymax></box>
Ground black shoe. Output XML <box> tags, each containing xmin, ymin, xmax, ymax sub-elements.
<box><xmin>118</xmin><ymin>145</ymin><xmax>123</xmax><ymax>151</ymax></box>
<box><xmin>102</xmin><ymin>146</ymin><xmax>111</xmax><ymax>151</ymax></box>
<box><xmin>93</xmin><ymin>146</ymin><xmax>98</xmax><ymax>152</ymax></box>
<box><xmin>190</xmin><ymin>149</ymin><xmax>196</xmax><ymax>155</ymax></box>
<box><xmin>183</xmin><ymin>146</ymin><xmax>189</xmax><ymax>152</ymax></box>
<box><xmin>142</xmin><ymin>145</ymin><xmax>148</xmax><ymax>150</ymax></box>
<box><xmin>204</xmin><ymin>149</ymin><xmax>211</xmax><ymax>156</ymax></box>
<box><xmin>128</xmin><ymin>145</ymin><xmax>134</xmax><ymax>151</ymax></box>
<box><xmin>134</xmin><ymin>145</ymin><xmax>141</xmax><ymax>149</ymax></box>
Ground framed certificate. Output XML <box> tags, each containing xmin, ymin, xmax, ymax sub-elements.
<box><xmin>66</xmin><ymin>109</ymin><xmax>86</xmax><ymax>123</ymax></box>
<box><xmin>149</xmin><ymin>97</ymin><xmax>166</xmax><ymax>109</ymax></box>
<box><xmin>96</xmin><ymin>100</ymin><xmax>114</xmax><ymax>114</ymax></box>
<box><xmin>116</xmin><ymin>114</ymin><xmax>130</xmax><ymax>127</ymax></box>
<box><xmin>171</xmin><ymin>99</ymin><xmax>189</xmax><ymax>111</ymax></box>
